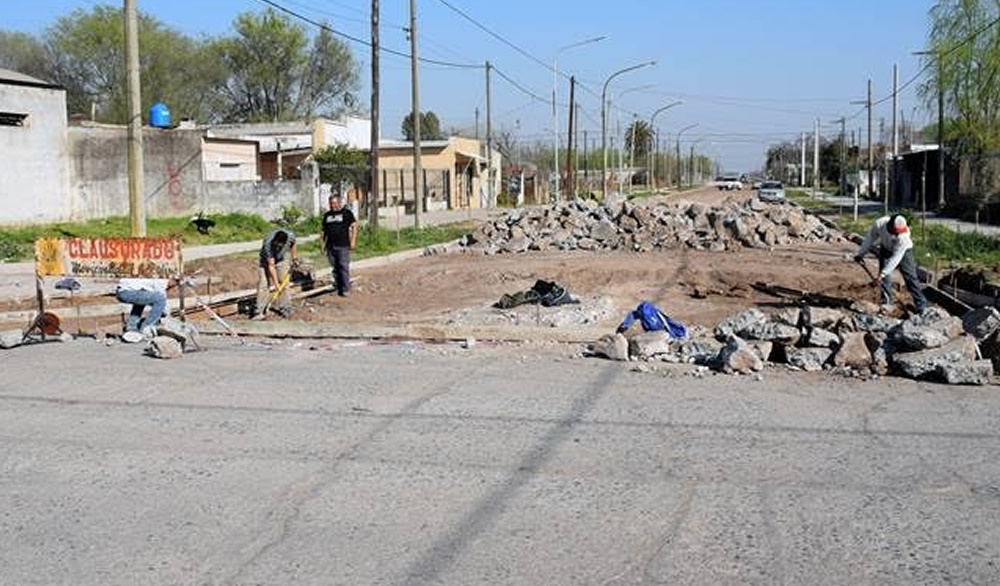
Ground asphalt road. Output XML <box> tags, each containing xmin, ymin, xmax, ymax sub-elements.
<box><xmin>1</xmin><ymin>337</ymin><xmax>998</xmax><ymax>586</ymax></box>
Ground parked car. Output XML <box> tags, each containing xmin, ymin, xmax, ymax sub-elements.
<box><xmin>757</xmin><ymin>181</ymin><xmax>785</xmax><ymax>202</ymax></box>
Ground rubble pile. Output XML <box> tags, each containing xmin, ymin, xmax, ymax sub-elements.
<box><xmin>589</xmin><ymin>304</ymin><xmax>999</xmax><ymax>385</ymax></box>
<box><xmin>465</xmin><ymin>196</ymin><xmax>845</xmax><ymax>254</ymax></box>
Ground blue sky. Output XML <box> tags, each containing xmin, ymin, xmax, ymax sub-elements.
<box><xmin>3</xmin><ymin>0</ymin><xmax>936</xmax><ymax>171</ymax></box>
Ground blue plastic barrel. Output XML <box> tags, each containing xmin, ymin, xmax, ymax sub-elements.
<box><xmin>150</xmin><ymin>102</ymin><xmax>171</xmax><ymax>128</ymax></box>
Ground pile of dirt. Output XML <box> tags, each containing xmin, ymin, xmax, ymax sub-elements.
<box><xmin>464</xmin><ymin>196</ymin><xmax>847</xmax><ymax>255</ymax></box>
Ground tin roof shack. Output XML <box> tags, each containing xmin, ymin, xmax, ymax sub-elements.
<box><xmin>0</xmin><ymin>69</ymin><xmax>71</xmax><ymax>224</ymax></box>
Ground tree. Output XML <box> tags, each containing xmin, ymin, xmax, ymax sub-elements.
<box><xmin>314</xmin><ymin>144</ymin><xmax>370</xmax><ymax>191</ymax></box>
<box><xmin>41</xmin><ymin>5</ymin><xmax>223</xmax><ymax>123</ymax></box>
<box><xmin>0</xmin><ymin>31</ymin><xmax>51</xmax><ymax>82</ymax></box>
<box><xmin>401</xmin><ymin>110</ymin><xmax>443</xmax><ymax>141</ymax></box>
<box><xmin>624</xmin><ymin>120</ymin><xmax>652</xmax><ymax>159</ymax></box>
<box><xmin>923</xmin><ymin>0</ymin><xmax>1000</xmax><ymax>211</ymax></box>
<box><xmin>214</xmin><ymin>9</ymin><xmax>358</xmax><ymax>122</ymax></box>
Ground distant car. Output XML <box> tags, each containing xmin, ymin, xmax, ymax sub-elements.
<box><xmin>716</xmin><ymin>175</ymin><xmax>743</xmax><ymax>191</ymax></box>
<box><xmin>757</xmin><ymin>181</ymin><xmax>785</xmax><ymax>202</ymax></box>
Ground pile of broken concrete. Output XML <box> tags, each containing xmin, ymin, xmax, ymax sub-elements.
<box><xmin>464</xmin><ymin>196</ymin><xmax>845</xmax><ymax>254</ymax></box>
<box><xmin>590</xmin><ymin>304</ymin><xmax>999</xmax><ymax>385</ymax></box>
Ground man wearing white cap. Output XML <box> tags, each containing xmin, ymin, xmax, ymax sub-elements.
<box><xmin>854</xmin><ymin>214</ymin><xmax>927</xmax><ymax>311</ymax></box>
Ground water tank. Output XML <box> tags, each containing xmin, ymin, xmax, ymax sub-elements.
<box><xmin>150</xmin><ymin>102</ymin><xmax>171</xmax><ymax>128</ymax></box>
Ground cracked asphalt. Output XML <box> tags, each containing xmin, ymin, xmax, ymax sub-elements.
<box><xmin>1</xmin><ymin>337</ymin><xmax>998</xmax><ymax>585</ymax></box>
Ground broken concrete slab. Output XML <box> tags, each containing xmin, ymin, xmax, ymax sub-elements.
<box><xmin>147</xmin><ymin>336</ymin><xmax>183</xmax><ymax>359</ymax></box>
<box><xmin>892</xmin><ymin>336</ymin><xmax>977</xmax><ymax>380</ymax></box>
<box><xmin>850</xmin><ymin>312</ymin><xmax>901</xmax><ymax>333</ymax></box>
<box><xmin>774</xmin><ymin>308</ymin><xmax>801</xmax><ymax>328</ymax></box>
<box><xmin>786</xmin><ymin>347</ymin><xmax>833</xmax><ymax>372</ymax></box>
<box><xmin>717</xmin><ymin>335</ymin><xmax>764</xmax><ymax>374</ymax></box>
<box><xmin>742</xmin><ymin>321</ymin><xmax>801</xmax><ymax>344</ymax></box>
<box><xmin>746</xmin><ymin>340</ymin><xmax>774</xmax><ymax>362</ymax></box>
<box><xmin>628</xmin><ymin>331</ymin><xmax>673</xmax><ymax>360</ymax></box>
<box><xmin>156</xmin><ymin>317</ymin><xmax>201</xmax><ymax>351</ymax></box>
<box><xmin>937</xmin><ymin>360</ymin><xmax>993</xmax><ymax>385</ymax></box>
<box><xmin>896</xmin><ymin>314</ymin><xmax>963</xmax><ymax>350</ymax></box>
<box><xmin>806</xmin><ymin>327</ymin><xmax>840</xmax><ymax>349</ymax></box>
<box><xmin>714</xmin><ymin>308</ymin><xmax>768</xmax><ymax>340</ymax></box>
<box><xmin>671</xmin><ymin>338</ymin><xmax>724</xmax><ymax>365</ymax></box>
<box><xmin>801</xmin><ymin>306</ymin><xmax>845</xmax><ymax>329</ymax></box>
<box><xmin>962</xmin><ymin>307</ymin><xmax>1000</xmax><ymax>340</ymax></box>
<box><xmin>0</xmin><ymin>328</ymin><xmax>23</xmax><ymax>349</ymax></box>
<box><xmin>589</xmin><ymin>333</ymin><xmax>629</xmax><ymax>361</ymax></box>
<box><xmin>833</xmin><ymin>333</ymin><xmax>873</xmax><ymax>369</ymax></box>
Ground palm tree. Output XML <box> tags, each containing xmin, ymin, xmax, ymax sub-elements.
<box><xmin>625</xmin><ymin>120</ymin><xmax>653</xmax><ymax>159</ymax></box>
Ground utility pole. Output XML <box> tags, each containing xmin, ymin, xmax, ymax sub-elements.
<box><xmin>813</xmin><ymin>118</ymin><xmax>820</xmax><ymax>199</ymax></box>
<box><xmin>566</xmin><ymin>76</ymin><xmax>575</xmax><ymax>198</ymax></box>
<box><xmin>583</xmin><ymin>130</ymin><xmax>589</xmax><ymax>194</ymax></box>
<box><xmin>800</xmin><ymin>132</ymin><xmax>806</xmax><ymax>187</ymax></box>
<box><xmin>867</xmin><ymin>79</ymin><xmax>877</xmax><ymax>212</ymax></box>
<box><xmin>474</xmin><ymin>107</ymin><xmax>479</xmax><ymax>140</ymax></box>
<box><xmin>408</xmin><ymin>0</ymin><xmax>423</xmax><ymax>228</ymax></box>
<box><xmin>485</xmin><ymin>61</ymin><xmax>493</xmax><ymax>208</ymax></box>
<box><xmin>837</xmin><ymin>117</ymin><xmax>847</xmax><ymax>207</ymax></box>
<box><xmin>628</xmin><ymin>114</ymin><xmax>636</xmax><ymax>194</ymax></box>
<box><xmin>688</xmin><ymin>144</ymin><xmax>695</xmax><ymax>189</ymax></box>
<box><xmin>675</xmin><ymin>137</ymin><xmax>681</xmax><ymax>189</ymax></box>
<box><xmin>124</xmin><ymin>0</ymin><xmax>145</xmax><ymax>236</ymax></box>
<box><xmin>369</xmin><ymin>0</ymin><xmax>380</xmax><ymax>230</ymax></box>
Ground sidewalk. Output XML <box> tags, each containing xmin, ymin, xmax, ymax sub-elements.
<box><xmin>0</xmin><ymin>207</ymin><xmax>496</xmax><ymax>302</ymax></box>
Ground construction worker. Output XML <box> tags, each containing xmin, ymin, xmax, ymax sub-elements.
<box><xmin>115</xmin><ymin>278</ymin><xmax>168</xmax><ymax>342</ymax></box>
<box><xmin>254</xmin><ymin>228</ymin><xmax>298</xmax><ymax>318</ymax></box>
<box><xmin>321</xmin><ymin>194</ymin><xmax>358</xmax><ymax>297</ymax></box>
<box><xmin>854</xmin><ymin>214</ymin><xmax>927</xmax><ymax>312</ymax></box>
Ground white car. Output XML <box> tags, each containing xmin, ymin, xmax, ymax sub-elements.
<box><xmin>757</xmin><ymin>181</ymin><xmax>785</xmax><ymax>202</ymax></box>
<box><xmin>716</xmin><ymin>175</ymin><xmax>743</xmax><ymax>190</ymax></box>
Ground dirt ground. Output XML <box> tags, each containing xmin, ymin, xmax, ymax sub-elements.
<box><xmin>1</xmin><ymin>188</ymin><xmax>882</xmax><ymax>336</ymax></box>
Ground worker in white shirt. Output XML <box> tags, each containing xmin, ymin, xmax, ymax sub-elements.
<box><xmin>115</xmin><ymin>278</ymin><xmax>168</xmax><ymax>343</ymax></box>
<box><xmin>853</xmin><ymin>214</ymin><xmax>927</xmax><ymax>312</ymax></box>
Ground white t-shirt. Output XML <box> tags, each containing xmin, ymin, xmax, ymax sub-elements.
<box><xmin>117</xmin><ymin>278</ymin><xmax>167</xmax><ymax>294</ymax></box>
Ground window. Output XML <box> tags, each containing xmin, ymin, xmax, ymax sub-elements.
<box><xmin>0</xmin><ymin>112</ymin><xmax>28</xmax><ymax>126</ymax></box>
<box><xmin>219</xmin><ymin>162</ymin><xmax>240</xmax><ymax>168</ymax></box>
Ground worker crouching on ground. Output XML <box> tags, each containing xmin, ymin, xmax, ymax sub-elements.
<box><xmin>115</xmin><ymin>278</ymin><xmax>168</xmax><ymax>343</ymax></box>
<box><xmin>854</xmin><ymin>214</ymin><xmax>927</xmax><ymax>312</ymax></box>
<box><xmin>322</xmin><ymin>194</ymin><xmax>358</xmax><ymax>297</ymax></box>
<box><xmin>254</xmin><ymin>228</ymin><xmax>298</xmax><ymax>318</ymax></box>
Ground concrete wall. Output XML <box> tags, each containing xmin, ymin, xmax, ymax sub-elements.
<box><xmin>68</xmin><ymin>124</ymin><xmax>317</xmax><ymax>221</ymax></box>
<box><xmin>313</xmin><ymin>117</ymin><xmax>370</xmax><ymax>150</ymax></box>
<box><xmin>0</xmin><ymin>82</ymin><xmax>70</xmax><ymax>223</ymax></box>
<box><xmin>202</xmin><ymin>138</ymin><xmax>258</xmax><ymax>182</ymax></box>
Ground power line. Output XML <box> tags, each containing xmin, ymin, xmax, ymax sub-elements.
<box><xmin>434</xmin><ymin>0</ymin><xmax>556</xmax><ymax>74</ymax></box>
<box><xmin>252</xmin><ymin>0</ymin><xmax>482</xmax><ymax>69</ymax></box>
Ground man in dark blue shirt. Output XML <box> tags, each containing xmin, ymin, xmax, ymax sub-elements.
<box><xmin>321</xmin><ymin>194</ymin><xmax>357</xmax><ymax>296</ymax></box>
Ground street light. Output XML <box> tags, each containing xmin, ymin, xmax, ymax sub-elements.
<box><xmin>601</xmin><ymin>60</ymin><xmax>656</xmax><ymax>200</ymax></box>
<box><xmin>648</xmin><ymin>100</ymin><xmax>682</xmax><ymax>190</ymax></box>
<box><xmin>675</xmin><ymin>123</ymin><xmax>698</xmax><ymax>189</ymax></box>
<box><xmin>553</xmin><ymin>35</ymin><xmax>606</xmax><ymax>202</ymax></box>
<box><xmin>612</xmin><ymin>85</ymin><xmax>655</xmax><ymax>195</ymax></box>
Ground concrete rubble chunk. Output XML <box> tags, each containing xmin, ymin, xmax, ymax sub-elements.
<box><xmin>851</xmin><ymin>312</ymin><xmax>901</xmax><ymax>333</ymax></box>
<box><xmin>147</xmin><ymin>336</ymin><xmax>183</xmax><ymax>360</ymax></box>
<box><xmin>742</xmin><ymin>321</ymin><xmax>801</xmax><ymax>344</ymax></box>
<box><xmin>588</xmin><ymin>333</ymin><xmax>629</xmax><ymax>361</ymax></box>
<box><xmin>717</xmin><ymin>335</ymin><xmax>764</xmax><ymax>374</ymax></box>
<box><xmin>801</xmin><ymin>306</ymin><xmax>845</xmax><ymax>329</ymax></box>
<box><xmin>746</xmin><ymin>340</ymin><xmax>774</xmax><ymax>362</ymax></box>
<box><xmin>892</xmin><ymin>336</ymin><xmax>977</xmax><ymax>380</ymax></box>
<box><xmin>833</xmin><ymin>333</ymin><xmax>873</xmax><ymax>368</ymax></box>
<box><xmin>156</xmin><ymin>317</ymin><xmax>200</xmax><ymax>350</ymax></box>
<box><xmin>671</xmin><ymin>338</ymin><xmax>724</xmax><ymax>365</ymax></box>
<box><xmin>937</xmin><ymin>360</ymin><xmax>993</xmax><ymax>385</ymax></box>
<box><xmin>896</xmin><ymin>311</ymin><xmax>963</xmax><ymax>350</ymax></box>
<box><xmin>628</xmin><ymin>331</ymin><xmax>673</xmax><ymax>360</ymax></box>
<box><xmin>806</xmin><ymin>327</ymin><xmax>840</xmax><ymax>349</ymax></box>
<box><xmin>786</xmin><ymin>347</ymin><xmax>834</xmax><ymax>372</ymax></box>
<box><xmin>774</xmin><ymin>308</ymin><xmax>801</xmax><ymax>327</ymax></box>
<box><xmin>962</xmin><ymin>307</ymin><xmax>1000</xmax><ymax>340</ymax></box>
<box><xmin>0</xmin><ymin>329</ymin><xmax>24</xmax><ymax>349</ymax></box>
<box><xmin>714</xmin><ymin>308</ymin><xmax>768</xmax><ymax>340</ymax></box>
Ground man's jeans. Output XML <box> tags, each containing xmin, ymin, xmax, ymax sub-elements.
<box><xmin>256</xmin><ymin>260</ymin><xmax>289</xmax><ymax>315</ymax></box>
<box><xmin>327</xmin><ymin>247</ymin><xmax>351</xmax><ymax>294</ymax></box>
<box><xmin>116</xmin><ymin>288</ymin><xmax>167</xmax><ymax>332</ymax></box>
<box><xmin>878</xmin><ymin>248</ymin><xmax>927</xmax><ymax>310</ymax></box>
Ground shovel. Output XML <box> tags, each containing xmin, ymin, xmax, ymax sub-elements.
<box><xmin>261</xmin><ymin>273</ymin><xmax>291</xmax><ymax>317</ymax></box>
<box><xmin>854</xmin><ymin>258</ymin><xmax>881</xmax><ymax>305</ymax></box>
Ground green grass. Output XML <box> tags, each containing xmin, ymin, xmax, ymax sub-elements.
<box><xmin>298</xmin><ymin>221</ymin><xmax>475</xmax><ymax>264</ymax></box>
<box><xmin>0</xmin><ymin>213</ymin><xmax>322</xmax><ymax>262</ymax></box>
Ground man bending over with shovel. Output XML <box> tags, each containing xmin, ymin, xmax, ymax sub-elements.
<box><xmin>253</xmin><ymin>228</ymin><xmax>298</xmax><ymax>319</ymax></box>
<box><xmin>853</xmin><ymin>214</ymin><xmax>927</xmax><ymax>312</ymax></box>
